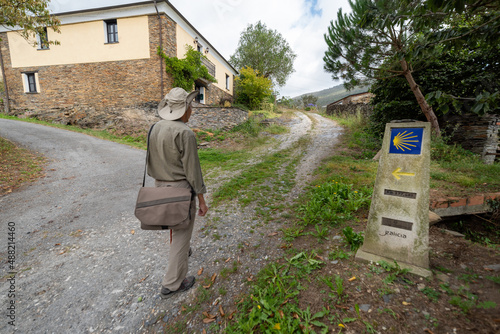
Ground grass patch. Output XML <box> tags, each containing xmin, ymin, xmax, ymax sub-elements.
<box><xmin>0</xmin><ymin>137</ymin><xmax>46</xmax><ymax>196</ymax></box>
<box><xmin>198</xmin><ymin>148</ymin><xmax>251</xmax><ymax>174</ymax></box>
<box><xmin>211</xmin><ymin>139</ymin><xmax>306</xmax><ymax>209</ymax></box>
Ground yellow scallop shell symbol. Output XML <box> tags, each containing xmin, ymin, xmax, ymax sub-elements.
<box><xmin>393</xmin><ymin>131</ymin><xmax>419</xmax><ymax>151</ymax></box>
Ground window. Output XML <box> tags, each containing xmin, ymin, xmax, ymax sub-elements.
<box><xmin>226</xmin><ymin>74</ymin><xmax>230</xmax><ymax>90</ymax></box>
<box><xmin>23</xmin><ymin>73</ymin><xmax>38</xmax><ymax>93</ymax></box>
<box><xmin>105</xmin><ymin>19</ymin><xmax>118</xmax><ymax>43</ymax></box>
<box><xmin>37</xmin><ymin>27</ymin><xmax>49</xmax><ymax>50</ymax></box>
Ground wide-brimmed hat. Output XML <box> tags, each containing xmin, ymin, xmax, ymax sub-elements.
<box><xmin>158</xmin><ymin>87</ymin><xmax>198</xmax><ymax>120</ymax></box>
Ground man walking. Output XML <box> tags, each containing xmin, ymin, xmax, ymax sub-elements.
<box><xmin>147</xmin><ymin>87</ymin><xmax>209</xmax><ymax>298</ymax></box>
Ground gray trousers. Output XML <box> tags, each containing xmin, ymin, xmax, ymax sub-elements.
<box><xmin>155</xmin><ymin>180</ymin><xmax>196</xmax><ymax>291</ymax></box>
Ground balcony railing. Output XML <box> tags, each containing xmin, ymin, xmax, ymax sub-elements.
<box><xmin>201</xmin><ymin>57</ymin><xmax>216</xmax><ymax>77</ymax></box>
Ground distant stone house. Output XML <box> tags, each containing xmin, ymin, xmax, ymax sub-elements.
<box><xmin>329</xmin><ymin>92</ymin><xmax>374</xmax><ymax>106</ymax></box>
<box><xmin>326</xmin><ymin>92</ymin><xmax>374</xmax><ymax>117</ymax></box>
<box><xmin>0</xmin><ymin>0</ymin><xmax>238</xmax><ymax>131</ymax></box>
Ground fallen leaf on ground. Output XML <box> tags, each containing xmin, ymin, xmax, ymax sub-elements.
<box><xmin>402</xmin><ymin>301</ymin><xmax>411</xmax><ymax>305</ymax></box>
<box><xmin>219</xmin><ymin>305</ymin><xmax>225</xmax><ymax>317</ymax></box>
<box><xmin>131</xmin><ymin>230</ymin><xmax>135</xmax><ymax>235</ymax></box>
<box><xmin>202</xmin><ymin>318</ymin><xmax>216</xmax><ymax>324</ymax></box>
<box><xmin>197</xmin><ymin>267</ymin><xmax>203</xmax><ymax>276</ymax></box>
<box><xmin>225</xmin><ymin>257</ymin><xmax>231</xmax><ymax>263</ymax></box>
<box><xmin>268</xmin><ymin>232</ymin><xmax>278</xmax><ymax>236</ymax></box>
<box><xmin>211</xmin><ymin>273</ymin><xmax>217</xmax><ymax>283</ymax></box>
<box><xmin>348</xmin><ymin>276</ymin><xmax>356</xmax><ymax>281</ymax></box>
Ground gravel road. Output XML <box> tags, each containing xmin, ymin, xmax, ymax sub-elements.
<box><xmin>0</xmin><ymin>113</ymin><xmax>342</xmax><ymax>333</ymax></box>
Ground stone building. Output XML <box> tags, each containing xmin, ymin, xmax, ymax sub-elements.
<box><xmin>326</xmin><ymin>92</ymin><xmax>374</xmax><ymax>118</ymax></box>
<box><xmin>0</xmin><ymin>1</ymin><xmax>238</xmax><ymax>132</ymax></box>
<box><xmin>329</xmin><ymin>92</ymin><xmax>374</xmax><ymax>106</ymax></box>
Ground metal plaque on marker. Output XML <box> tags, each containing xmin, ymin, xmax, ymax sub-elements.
<box><xmin>384</xmin><ymin>189</ymin><xmax>417</xmax><ymax>199</ymax></box>
<box><xmin>381</xmin><ymin>217</ymin><xmax>413</xmax><ymax>231</ymax></box>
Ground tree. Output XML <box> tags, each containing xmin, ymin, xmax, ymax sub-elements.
<box><xmin>301</xmin><ymin>94</ymin><xmax>318</xmax><ymax>108</ymax></box>
<box><xmin>0</xmin><ymin>0</ymin><xmax>60</xmax><ymax>46</ymax></box>
<box><xmin>417</xmin><ymin>1</ymin><xmax>500</xmax><ymax>116</ymax></box>
<box><xmin>277</xmin><ymin>96</ymin><xmax>295</xmax><ymax>109</ymax></box>
<box><xmin>230</xmin><ymin>21</ymin><xmax>296</xmax><ymax>87</ymax></box>
<box><xmin>324</xmin><ymin>0</ymin><xmax>499</xmax><ymax>136</ymax></box>
<box><xmin>234</xmin><ymin>66</ymin><xmax>273</xmax><ymax>110</ymax></box>
<box><xmin>323</xmin><ymin>0</ymin><xmax>450</xmax><ymax>135</ymax></box>
<box><xmin>157</xmin><ymin>45</ymin><xmax>216</xmax><ymax>92</ymax></box>
<box><xmin>369</xmin><ymin>41</ymin><xmax>500</xmax><ymax>136</ymax></box>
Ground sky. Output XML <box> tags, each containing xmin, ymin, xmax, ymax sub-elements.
<box><xmin>48</xmin><ymin>0</ymin><xmax>351</xmax><ymax>98</ymax></box>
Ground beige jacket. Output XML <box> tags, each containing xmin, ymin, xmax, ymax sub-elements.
<box><xmin>147</xmin><ymin>120</ymin><xmax>206</xmax><ymax>194</ymax></box>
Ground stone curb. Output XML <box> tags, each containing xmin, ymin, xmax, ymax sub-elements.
<box><xmin>430</xmin><ymin>192</ymin><xmax>500</xmax><ymax>217</ymax></box>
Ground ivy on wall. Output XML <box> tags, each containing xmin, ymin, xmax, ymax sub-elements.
<box><xmin>157</xmin><ymin>45</ymin><xmax>217</xmax><ymax>92</ymax></box>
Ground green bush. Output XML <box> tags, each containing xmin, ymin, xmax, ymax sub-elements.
<box><xmin>234</xmin><ymin>66</ymin><xmax>273</xmax><ymax>110</ymax></box>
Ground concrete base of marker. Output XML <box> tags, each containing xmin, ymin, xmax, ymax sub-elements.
<box><xmin>355</xmin><ymin>249</ymin><xmax>432</xmax><ymax>278</ymax></box>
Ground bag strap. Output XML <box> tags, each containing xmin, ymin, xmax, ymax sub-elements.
<box><xmin>142</xmin><ymin>123</ymin><xmax>156</xmax><ymax>187</ymax></box>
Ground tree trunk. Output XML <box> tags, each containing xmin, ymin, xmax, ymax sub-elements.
<box><xmin>400</xmin><ymin>59</ymin><xmax>440</xmax><ymax>136</ymax></box>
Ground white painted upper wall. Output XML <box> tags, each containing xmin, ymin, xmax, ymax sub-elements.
<box><xmin>8</xmin><ymin>16</ymin><xmax>150</xmax><ymax>68</ymax></box>
<box><xmin>176</xmin><ymin>25</ymin><xmax>233</xmax><ymax>95</ymax></box>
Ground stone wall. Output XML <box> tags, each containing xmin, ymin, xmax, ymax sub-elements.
<box><xmin>189</xmin><ymin>103</ymin><xmax>248</xmax><ymax>130</ymax></box>
<box><xmin>205</xmin><ymin>84</ymin><xmax>233</xmax><ymax>105</ymax></box>
<box><xmin>445</xmin><ymin>113</ymin><xmax>500</xmax><ymax>164</ymax></box>
<box><xmin>326</xmin><ymin>103</ymin><xmax>373</xmax><ymax>117</ymax></box>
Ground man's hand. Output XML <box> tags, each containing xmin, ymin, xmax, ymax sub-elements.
<box><xmin>197</xmin><ymin>194</ymin><xmax>209</xmax><ymax>216</ymax></box>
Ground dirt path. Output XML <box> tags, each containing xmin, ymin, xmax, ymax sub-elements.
<box><xmin>0</xmin><ymin>113</ymin><xmax>343</xmax><ymax>333</ymax></box>
<box><xmin>143</xmin><ymin>112</ymin><xmax>343</xmax><ymax>332</ymax></box>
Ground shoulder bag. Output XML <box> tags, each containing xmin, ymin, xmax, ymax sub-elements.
<box><xmin>134</xmin><ymin>124</ymin><xmax>193</xmax><ymax>230</ymax></box>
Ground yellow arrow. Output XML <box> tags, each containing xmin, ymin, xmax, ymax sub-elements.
<box><xmin>392</xmin><ymin>168</ymin><xmax>415</xmax><ymax>180</ymax></box>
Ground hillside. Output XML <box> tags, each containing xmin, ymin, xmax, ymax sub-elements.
<box><xmin>293</xmin><ymin>83</ymin><xmax>370</xmax><ymax>107</ymax></box>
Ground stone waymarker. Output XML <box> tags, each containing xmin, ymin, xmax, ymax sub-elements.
<box><xmin>356</xmin><ymin>121</ymin><xmax>432</xmax><ymax>277</ymax></box>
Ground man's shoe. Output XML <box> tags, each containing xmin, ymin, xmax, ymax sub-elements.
<box><xmin>160</xmin><ymin>276</ymin><xmax>195</xmax><ymax>299</ymax></box>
